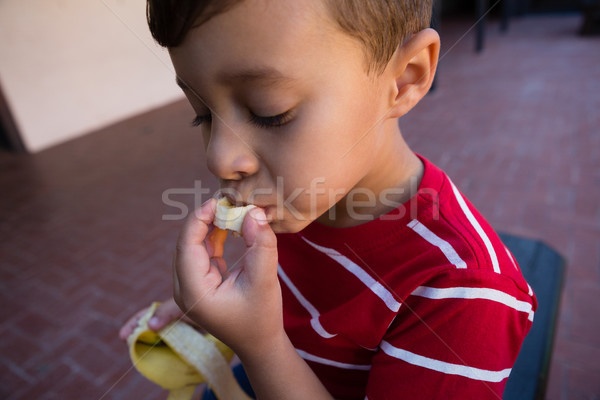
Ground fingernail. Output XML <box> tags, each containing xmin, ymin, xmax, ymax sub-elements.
<box><xmin>194</xmin><ymin>199</ymin><xmax>214</xmax><ymax>220</ymax></box>
<box><xmin>149</xmin><ymin>317</ymin><xmax>160</xmax><ymax>327</ymax></box>
<box><xmin>203</xmin><ymin>198</ymin><xmax>216</xmax><ymax>207</ymax></box>
<box><xmin>252</xmin><ymin>208</ymin><xmax>268</xmax><ymax>225</ymax></box>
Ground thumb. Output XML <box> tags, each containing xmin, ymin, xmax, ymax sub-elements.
<box><xmin>241</xmin><ymin>208</ymin><xmax>278</xmax><ymax>278</ymax></box>
<box><xmin>148</xmin><ymin>299</ymin><xmax>184</xmax><ymax>330</ymax></box>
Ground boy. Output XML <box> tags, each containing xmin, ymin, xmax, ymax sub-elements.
<box><xmin>120</xmin><ymin>0</ymin><xmax>536</xmax><ymax>398</ymax></box>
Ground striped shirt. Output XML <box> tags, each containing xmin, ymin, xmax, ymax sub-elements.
<box><xmin>276</xmin><ymin>156</ymin><xmax>536</xmax><ymax>399</ymax></box>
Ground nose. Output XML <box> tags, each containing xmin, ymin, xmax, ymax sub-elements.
<box><xmin>204</xmin><ymin>120</ymin><xmax>259</xmax><ymax>181</ymax></box>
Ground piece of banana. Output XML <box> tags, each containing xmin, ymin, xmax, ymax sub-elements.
<box><xmin>128</xmin><ymin>302</ymin><xmax>252</xmax><ymax>400</ymax></box>
<box><xmin>214</xmin><ymin>197</ymin><xmax>256</xmax><ymax>234</ymax></box>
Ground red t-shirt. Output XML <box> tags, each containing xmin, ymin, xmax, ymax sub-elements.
<box><xmin>276</xmin><ymin>156</ymin><xmax>536</xmax><ymax>399</ymax></box>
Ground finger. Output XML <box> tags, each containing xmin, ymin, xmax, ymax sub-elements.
<box><xmin>174</xmin><ymin>198</ymin><xmax>224</xmax><ymax>305</ymax></box>
<box><xmin>173</xmin><ymin>252</ymin><xmax>180</xmax><ymax>295</ymax></box>
<box><xmin>178</xmin><ymin>198</ymin><xmax>217</xmax><ymax>247</ymax></box>
<box><xmin>174</xmin><ymin>241</ymin><xmax>225</xmax><ymax>315</ymax></box>
<box><xmin>148</xmin><ymin>299</ymin><xmax>184</xmax><ymax>330</ymax></box>
<box><xmin>241</xmin><ymin>207</ymin><xmax>278</xmax><ymax>280</ymax></box>
<box><xmin>118</xmin><ymin>308</ymin><xmax>148</xmax><ymax>341</ymax></box>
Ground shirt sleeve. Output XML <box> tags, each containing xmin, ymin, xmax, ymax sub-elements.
<box><xmin>365</xmin><ymin>268</ymin><xmax>536</xmax><ymax>400</ymax></box>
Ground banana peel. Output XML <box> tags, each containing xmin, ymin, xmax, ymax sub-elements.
<box><xmin>128</xmin><ymin>199</ymin><xmax>256</xmax><ymax>399</ymax></box>
<box><xmin>128</xmin><ymin>302</ymin><xmax>252</xmax><ymax>400</ymax></box>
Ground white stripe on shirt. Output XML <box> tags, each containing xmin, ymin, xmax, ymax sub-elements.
<box><xmin>448</xmin><ymin>179</ymin><xmax>500</xmax><ymax>273</ymax></box>
<box><xmin>296</xmin><ymin>349</ymin><xmax>371</xmax><ymax>371</ymax></box>
<box><xmin>407</xmin><ymin>219</ymin><xmax>467</xmax><ymax>269</ymax></box>
<box><xmin>380</xmin><ymin>341</ymin><xmax>512</xmax><ymax>383</ymax></box>
<box><xmin>277</xmin><ymin>265</ymin><xmax>337</xmax><ymax>338</ymax></box>
<box><xmin>504</xmin><ymin>246</ymin><xmax>518</xmax><ymax>270</ymax></box>
<box><xmin>301</xmin><ymin>238</ymin><xmax>401</xmax><ymax>312</ymax></box>
<box><xmin>411</xmin><ymin>285</ymin><xmax>534</xmax><ymax>322</ymax></box>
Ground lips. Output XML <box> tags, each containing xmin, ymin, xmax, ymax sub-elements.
<box><xmin>218</xmin><ymin>188</ymin><xmax>269</xmax><ymax>208</ymax></box>
<box><xmin>215</xmin><ymin>194</ymin><xmax>276</xmax><ymax>227</ymax></box>
<box><xmin>220</xmin><ymin>193</ymin><xmax>273</xmax><ymax>211</ymax></box>
<box><xmin>221</xmin><ymin>193</ymin><xmax>247</xmax><ymax>207</ymax></box>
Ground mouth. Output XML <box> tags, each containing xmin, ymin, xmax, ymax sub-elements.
<box><xmin>217</xmin><ymin>186</ymin><xmax>271</xmax><ymax>209</ymax></box>
<box><xmin>217</xmin><ymin>192</ymin><xmax>248</xmax><ymax>208</ymax></box>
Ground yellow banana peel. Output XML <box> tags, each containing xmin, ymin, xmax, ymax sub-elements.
<box><xmin>128</xmin><ymin>302</ymin><xmax>252</xmax><ymax>400</ymax></box>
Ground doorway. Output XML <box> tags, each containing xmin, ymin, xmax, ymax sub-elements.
<box><xmin>0</xmin><ymin>81</ymin><xmax>26</xmax><ymax>152</ymax></box>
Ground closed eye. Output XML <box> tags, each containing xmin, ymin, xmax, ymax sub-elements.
<box><xmin>249</xmin><ymin>110</ymin><xmax>293</xmax><ymax>129</ymax></box>
<box><xmin>191</xmin><ymin>110</ymin><xmax>293</xmax><ymax>128</ymax></box>
<box><xmin>191</xmin><ymin>114</ymin><xmax>212</xmax><ymax>127</ymax></box>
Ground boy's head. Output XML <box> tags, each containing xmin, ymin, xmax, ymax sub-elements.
<box><xmin>148</xmin><ymin>0</ymin><xmax>439</xmax><ymax>232</ymax></box>
<box><xmin>148</xmin><ymin>0</ymin><xmax>433</xmax><ymax>74</ymax></box>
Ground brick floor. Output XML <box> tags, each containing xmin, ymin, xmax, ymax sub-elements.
<box><xmin>1</xmin><ymin>13</ymin><xmax>598</xmax><ymax>400</ymax></box>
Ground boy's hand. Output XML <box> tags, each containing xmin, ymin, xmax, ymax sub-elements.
<box><xmin>173</xmin><ymin>198</ymin><xmax>281</xmax><ymax>358</ymax></box>
<box><xmin>118</xmin><ymin>298</ymin><xmax>194</xmax><ymax>341</ymax></box>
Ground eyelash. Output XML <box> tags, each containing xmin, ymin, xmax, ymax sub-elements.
<box><xmin>249</xmin><ymin>111</ymin><xmax>292</xmax><ymax>128</ymax></box>
<box><xmin>190</xmin><ymin>111</ymin><xmax>292</xmax><ymax>129</ymax></box>
<box><xmin>191</xmin><ymin>114</ymin><xmax>211</xmax><ymax>127</ymax></box>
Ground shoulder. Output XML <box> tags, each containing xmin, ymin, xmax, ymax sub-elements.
<box><xmin>397</xmin><ymin>157</ymin><xmax>531</xmax><ymax>289</ymax></box>
<box><xmin>344</xmin><ymin>158</ymin><xmax>537</xmax><ymax>318</ymax></box>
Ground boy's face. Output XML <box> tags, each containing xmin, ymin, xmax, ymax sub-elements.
<box><xmin>170</xmin><ymin>0</ymin><xmax>398</xmax><ymax>233</ymax></box>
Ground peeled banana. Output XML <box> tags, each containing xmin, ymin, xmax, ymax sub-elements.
<box><xmin>214</xmin><ymin>197</ymin><xmax>256</xmax><ymax>234</ymax></box>
<box><xmin>128</xmin><ymin>302</ymin><xmax>252</xmax><ymax>400</ymax></box>
<box><xmin>127</xmin><ymin>200</ymin><xmax>258</xmax><ymax>398</ymax></box>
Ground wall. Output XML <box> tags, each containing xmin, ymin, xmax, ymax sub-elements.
<box><xmin>0</xmin><ymin>0</ymin><xmax>184</xmax><ymax>152</ymax></box>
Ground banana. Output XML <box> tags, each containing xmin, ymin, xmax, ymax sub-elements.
<box><xmin>128</xmin><ymin>303</ymin><xmax>252</xmax><ymax>400</ymax></box>
<box><xmin>127</xmin><ymin>199</ymin><xmax>258</xmax><ymax>398</ymax></box>
<box><xmin>214</xmin><ymin>197</ymin><xmax>256</xmax><ymax>234</ymax></box>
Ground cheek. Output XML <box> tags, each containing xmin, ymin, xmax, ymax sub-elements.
<box><xmin>261</xmin><ymin>80</ymin><xmax>383</xmax><ymax>214</ymax></box>
<box><xmin>270</xmin><ymin>101</ymin><xmax>376</xmax><ymax>185</ymax></box>
<box><xmin>290</xmin><ymin>101</ymin><xmax>373</xmax><ymax>162</ymax></box>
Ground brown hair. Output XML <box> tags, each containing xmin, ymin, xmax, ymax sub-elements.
<box><xmin>147</xmin><ymin>0</ymin><xmax>432</xmax><ymax>73</ymax></box>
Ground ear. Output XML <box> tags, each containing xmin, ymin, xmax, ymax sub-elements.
<box><xmin>387</xmin><ymin>28</ymin><xmax>440</xmax><ymax>119</ymax></box>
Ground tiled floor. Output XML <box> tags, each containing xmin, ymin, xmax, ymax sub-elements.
<box><xmin>1</xmin><ymin>14</ymin><xmax>599</xmax><ymax>400</ymax></box>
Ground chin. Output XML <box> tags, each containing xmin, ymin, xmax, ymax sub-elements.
<box><xmin>269</xmin><ymin>219</ymin><xmax>312</xmax><ymax>235</ymax></box>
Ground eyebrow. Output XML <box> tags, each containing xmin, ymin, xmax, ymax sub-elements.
<box><xmin>175</xmin><ymin>66</ymin><xmax>296</xmax><ymax>91</ymax></box>
<box><xmin>220</xmin><ymin>67</ymin><xmax>295</xmax><ymax>85</ymax></box>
